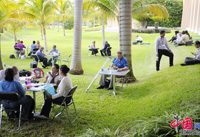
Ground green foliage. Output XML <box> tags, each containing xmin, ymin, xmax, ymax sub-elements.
<box><xmin>149</xmin><ymin>0</ymin><xmax>183</xmax><ymax>27</ymax></box>
<box><xmin>64</xmin><ymin>20</ymin><xmax>74</xmax><ymax>30</ymax></box>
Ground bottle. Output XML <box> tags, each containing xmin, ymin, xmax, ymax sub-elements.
<box><xmin>27</xmin><ymin>79</ymin><xmax>31</xmax><ymax>89</ymax></box>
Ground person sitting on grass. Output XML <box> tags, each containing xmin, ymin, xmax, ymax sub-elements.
<box><xmin>100</xmin><ymin>41</ymin><xmax>110</xmax><ymax>57</ymax></box>
<box><xmin>96</xmin><ymin>51</ymin><xmax>129</xmax><ymax>90</ymax></box>
<box><xmin>174</xmin><ymin>32</ymin><xmax>182</xmax><ymax>45</ymax></box>
<box><xmin>89</xmin><ymin>41</ymin><xmax>99</xmax><ymax>56</ymax></box>
<box><xmin>43</xmin><ymin>64</ymin><xmax>62</xmax><ymax>91</ymax></box>
<box><xmin>35</xmin><ymin>65</ymin><xmax>72</xmax><ymax>119</ymax></box>
<box><xmin>28</xmin><ymin>41</ymin><xmax>38</xmax><ymax>56</ymax></box>
<box><xmin>37</xmin><ymin>40</ymin><xmax>41</xmax><ymax>50</ymax></box>
<box><xmin>0</xmin><ymin>68</ymin><xmax>35</xmax><ymax>120</ymax></box>
<box><xmin>35</xmin><ymin>47</ymin><xmax>48</xmax><ymax>68</ymax></box>
<box><xmin>136</xmin><ymin>35</ymin><xmax>143</xmax><ymax>44</ymax></box>
<box><xmin>0</xmin><ymin>66</ymin><xmax>20</xmax><ymax>81</ymax></box>
<box><xmin>169</xmin><ymin>31</ymin><xmax>179</xmax><ymax>43</ymax></box>
<box><xmin>177</xmin><ymin>31</ymin><xmax>190</xmax><ymax>46</ymax></box>
<box><xmin>14</xmin><ymin>40</ymin><xmax>26</xmax><ymax>58</ymax></box>
<box><xmin>47</xmin><ymin>45</ymin><xmax>61</xmax><ymax>66</ymax></box>
<box><xmin>181</xmin><ymin>41</ymin><xmax>200</xmax><ymax>66</ymax></box>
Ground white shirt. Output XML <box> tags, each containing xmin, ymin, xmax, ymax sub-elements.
<box><xmin>155</xmin><ymin>36</ymin><xmax>171</xmax><ymax>54</ymax></box>
<box><xmin>52</xmin><ymin>75</ymin><xmax>72</xmax><ymax>99</ymax></box>
<box><xmin>177</xmin><ymin>34</ymin><xmax>182</xmax><ymax>42</ymax></box>
<box><xmin>137</xmin><ymin>36</ymin><xmax>143</xmax><ymax>41</ymax></box>
<box><xmin>195</xmin><ymin>47</ymin><xmax>200</xmax><ymax>60</ymax></box>
<box><xmin>46</xmin><ymin>71</ymin><xmax>62</xmax><ymax>84</ymax></box>
<box><xmin>0</xmin><ymin>70</ymin><xmax>20</xmax><ymax>81</ymax></box>
<box><xmin>89</xmin><ymin>43</ymin><xmax>95</xmax><ymax>49</ymax></box>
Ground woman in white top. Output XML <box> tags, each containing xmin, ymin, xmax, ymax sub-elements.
<box><xmin>181</xmin><ymin>41</ymin><xmax>200</xmax><ymax>66</ymax></box>
<box><xmin>89</xmin><ymin>41</ymin><xmax>98</xmax><ymax>56</ymax></box>
<box><xmin>38</xmin><ymin>65</ymin><xmax>72</xmax><ymax>118</ymax></box>
<box><xmin>43</xmin><ymin>64</ymin><xmax>62</xmax><ymax>90</ymax></box>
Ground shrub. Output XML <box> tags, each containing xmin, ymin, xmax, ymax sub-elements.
<box><xmin>132</xmin><ymin>29</ymin><xmax>171</xmax><ymax>33</ymax></box>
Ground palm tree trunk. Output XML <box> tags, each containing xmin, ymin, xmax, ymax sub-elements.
<box><xmin>93</xmin><ymin>15</ymin><xmax>95</xmax><ymax>28</ymax></box>
<box><xmin>63</xmin><ymin>21</ymin><xmax>65</xmax><ymax>36</ymax></box>
<box><xmin>0</xmin><ymin>33</ymin><xmax>3</xmax><ymax>70</ymax></box>
<box><xmin>52</xmin><ymin>20</ymin><xmax>54</xmax><ymax>31</ymax></box>
<box><xmin>42</xmin><ymin>23</ymin><xmax>48</xmax><ymax>52</ymax></box>
<box><xmin>145</xmin><ymin>21</ymin><xmax>149</xmax><ymax>28</ymax></box>
<box><xmin>141</xmin><ymin>21</ymin><xmax>145</xmax><ymax>28</ymax></box>
<box><xmin>102</xmin><ymin>22</ymin><xmax>105</xmax><ymax>48</ymax></box>
<box><xmin>14</xmin><ymin>31</ymin><xmax>17</xmax><ymax>43</ymax></box>
<box><xmin>70</xmin><ymin>0</ymin><xmax>84</xmax><ymax>75</ymax></box>
<box><xmin>41</xmin><ymin>26</ymin><xmax>43</xmax><ymax>40</ymax></box>
<box><xmin>119</xmin><ymin>0</ymin><xmax>136</xmax><ymax>81</ymax></box>
<box><xmin>58</xmin><ymin>21</ymin><xmax>59</xmax><ymax>32</ymax></box>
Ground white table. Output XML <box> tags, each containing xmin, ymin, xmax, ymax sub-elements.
<box><xmin>47</xmin><ymin>53</ymin><xmax>61</xmax><ymax>66</ymax></box>
<box><xmin>98</xmin><ymin>68</ymin><xmax>130</xmax><ymax>96</ymax></box>
<box><xmin>22</xmin><ymin>83</ymin><xmax>54</xmax><ymax>113</ymax></box>
<box><xmin>19</xmin><ymin>76</ymin><xmax>33</xmax><ymax>83</ymax></box>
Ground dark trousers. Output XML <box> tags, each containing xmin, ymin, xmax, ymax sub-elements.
<box><xmin>3</xmin><ymin>95</ymin><xmax>35</xmax><ymax>119</ymax></box>
<box><xmin>184</xmin><ymin>57</ymin><xmax>200</xmax><ymax>65</ymax></box>
<box><xmin>89</xmin><ymin>49</ymin><xmax>98</xmax><ymax>55</ymax></box>
<box><xmin>100</xmin><ymin>49</ymin><xmax>106</xmax><ymax>56</ymax></box>
<box><xmin>156</xmin><ymin>49</ymin><xmax>174</xmax><ymax>71</ymax></box>
<box><xmin>39</xmin><ymin>57</ymin><xmax>48</xmax><ymax>67</ymax></box>
<box><xmin>40</xmin><ymin>96</ymin><xmax>71</xmax><ymax>117</ymax></box>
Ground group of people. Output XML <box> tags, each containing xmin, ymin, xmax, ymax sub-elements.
<box><xmin>28</xmin><ymin>40</ymin><xmax>41</xmax><ymax>56</ymax></box>
<box><xmin>35</xmin><ymin>45</ymin><xmax>61</xmax><ymax>68</ymax></box>
<box><xmin>155</xmin><ymin>30</ymin><xmax>200</xmax><ymax>71</ymax></box>
<box><xmin>89</xmin><ymin>41</ymin><xmax>111</xmax><ymax>56</ymax></box>
<box><xmin>0</xmin><ymin>64</ymin><xmax>72</xmax><ymax>120</ymax></box>
<box><xmin>169</xmin><ymin>30</ymin><xmax>192</xmax><ymax>46</ymax></box>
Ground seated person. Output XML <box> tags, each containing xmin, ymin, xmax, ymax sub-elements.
<box><xmin>43</xmin><ymin>64</ymin><xmax>62</xmax><ymax>90</ymax></box>
<box><xmin>37</xmin><ymin>40</ymin><xmax>41</xmax><ymax>50</ymax></box>
<box><xmin>185</xmin><ymin>30</ymin><xmax>192</xmax><ymax>39</ymax></box>
<box><xmin>35</xmin><ymin>47</ymin><xmax>48</xmax><ymax>68</ymax></box>
<box><xmin>181</xmin><ymin>41</ymin><xmax>200</xmax><ymax>66</ymax></box>
<box><xmin>89</xmin><ymin>41</ymin><xmax>99</xmax><ymax>56</ymax></box>
<box><xmin>0</xmin><ymin>66</ymin><xmax>20</xmax><ymax>81</ymax></box>
<box><xmin>28</xmin><ymin>41</ymin><xmax>38</xmax><ymax>56</ymax></box>
<box><xmin>47</xmin><ymin>45</ymin><xmax>61</xmax><ymax>66</ymax></box>
<box><xmin>169</xmin><ymin>31</ymin><xmax>179</xmax><ymax>43</ymax></box>
<box><xmin>35</xmin><ymin>65</ymin><xmax>72</xmax><ymax>119</ymax></box>
<box><xmin>14</xmin><ymin>40</ymin><xmax>26</xmax><ymax>58</ymax></box>
<box><xmin>177</xmin><ymin>31</ymin><xmax>190</xmax><ymax>46</ymax></box>
<box><xmin>136</xmin><ymin>35</ymin><xmax>143</xmax><ymax>43</ymax></box>
<box><xmin>174</xmin><ymin>32</ymin><xmax>182</xmax><ymax>44</ymax></box>
<box><xmin>100</xmin><ymin>41</ymin><xmax>110</xmax><ymax>57</ymax></box>
<box><xmin>0</xmin><ymin>68</ymin><xmax>35</xmax><ymax>120</ymax></box>
<box><xmin>96</xmin><ymin>51</ymin><xmax>129</xmax><ymax>90</ymax></box>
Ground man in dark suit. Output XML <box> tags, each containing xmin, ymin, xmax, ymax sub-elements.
<box><xmin>100</xmin><ymin>41</ymin><xmax>110</xmax><ymax>56</ymax></box>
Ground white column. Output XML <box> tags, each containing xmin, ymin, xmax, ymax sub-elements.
<box><xmin>188</xmin><ymin>0</ymin><xmax>194</xmax><ymax>31</ymax></box>
<box><xmin>191</xmin><ymin>0</ymin><xmax>197</xmax><ymax>32</ymax></box>
<box><xmin>195</xmin><ymin>0</ymin><xmax>200</xmax><ymax>33</ymax></box>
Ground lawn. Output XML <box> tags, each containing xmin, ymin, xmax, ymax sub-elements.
<box><xmin>0</xmin><ymin>27</ymin><xmax>200</xmax><ymax>136</ymax></box>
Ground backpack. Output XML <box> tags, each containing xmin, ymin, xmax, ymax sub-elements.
<box><xmin>30</xmin><ymin>61</ymin><xmax>38</xmax><ymax>68</ymax></box>
<box><xmin>104</xmin><ymin>79</ymin><xmax>110</xmax><ymax>88</ymax></box>
<box><xmin>32</xmin><ymin>68</ymin><xmax>44</xmax><ymax>79</ymax></box>
<box><xmin>19</xmin><ymin>69</ymin><xmax>32</xmax><ymax>77</ymax></box>
<box><xmin>9</xmin><ymin>54</ymin><xmax>15</xmax><ymax>59</ymax></box>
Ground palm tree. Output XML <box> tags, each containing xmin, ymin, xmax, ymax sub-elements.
<box><xmin>70</xmin><ymin>0</ymin><xmax>84</xmax><ymax>75</ymax></box>
<box><xmin>23</xmin><ymin>0</ymin><xmax>55</xmax><ymax>52</ymax></box>
<box><xmin>55</xmin><ymin>0</ymin><xmax>72</xmax><ymax>36</ymax></box>
<box><xmin>119</xmin><ymin>0</ymin><xmax>136</xmax><ymax>81</ymax></box>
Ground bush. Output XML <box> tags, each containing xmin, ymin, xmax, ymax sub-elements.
<box><xmin>132</xmin><ymin>28</ymin><xmax>171</xmax><ymax>33</ymax></box>
<box><xmin>64</xmin><ymin>20</ymin><xmax>74</xmax><ymax>30</ymax></box>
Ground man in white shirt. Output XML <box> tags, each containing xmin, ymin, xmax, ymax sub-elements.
<box><xmin>47</xmin><ymin>45</ymin><xmax>61</xmax><ymax>66</ymax></box>
<box><xmin>155</xmin><ymin>30</ymin><xmax>174</xmax><ymax>71</ymax></box>
<box><xmin>174</xmin><ymin>32</ymin><xmax>182</xmax><ymax>44</ymax></box>
<box><xmin>136</xmin><ymin>35</ymin><xmax>143</xmax><ymax>43</ymax></box>
<box><xmin>181</xmin><ymin>41</ymin><xmax>200</xmax><ymax>66</ymax></box>
<box><xmin>0</xmin><ymin>66</ymin><xmax>20</xmax><ymax>81</ymax></box>
<box><xmin>89</xmin><ymin>41</ymin><xmax>99</xmax><ymax>56</ymax></box>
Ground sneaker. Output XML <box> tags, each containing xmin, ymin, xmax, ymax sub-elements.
<box><xmin>34</xmin><ymin>113</ymin><xmax>48</xmax><ymax>119</ymax></box>
<box><xmin>181</xmin><ymin>63</ymin><xmax>187</xmax><ymax>66</ymax></box>
<box><xmin>96</xmin><ymin>85</ymin><xmax>104</xmax><ymax>89</ymax></box>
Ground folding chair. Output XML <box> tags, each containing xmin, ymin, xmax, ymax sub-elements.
<box><xmin>31</xmin><ymin>54</ymin><xmax>43</xmax><ymax>68</ymax></box>
<box><xmin>0</xmin><ymin>93</ymin><xmax>22</xmax><ymax>130</ymax></box>
<box><xmin>62</xmin><ymin>54</ymin><xmax>72</xmax><ymax>66</ymax></box>
<box><xmin>53</xmin><ymin>85</ymin><xmax>78</xmax><ymax>124</ymax></box>
<box><xmin>106</xmin><ymin>47</ymin><xmax>112</xmax><ymax>56</ymax></box>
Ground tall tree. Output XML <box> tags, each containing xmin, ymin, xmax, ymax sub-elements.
<box><xmin>56</xmin><ymin>0</ymin><xmax>72</xmax><ymax>36</ymax></box>
<box><xmin>70</xmin><ymin>0</ymin><xmax>84</xmax><ymax>75</ymax></box>
<box><xmin>24</xmin><ymin>0</ymin><xmax>55</xmax><ymax>52</ymax></box>
<box><xmin>119</xmin><ymin>0</ymin><xmax>136</xmax><ymax>81</ymax></box>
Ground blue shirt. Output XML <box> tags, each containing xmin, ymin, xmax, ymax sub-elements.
<box><xmin>49</xmin><ymin>49</ymin><xmax>60</xmax><ymax>54</ymax></box>
<box><xmin>36</xmin><ymin>50</ymin><xmax>45</xmax><ymax>58</ymax></box>
<box><xmin>112</xmin><ymin>57</ymin><xmax>129</xmax><ymax>68</ymax></box>
<box><xmin>0</xmin><ymin>80</ymin><xmax>25</xmax><ymax>105</ymax></box>
<box><xmin>30</xmin><ymin>44</ymin><xmax>37</xmax><ymax>52</ymax></box>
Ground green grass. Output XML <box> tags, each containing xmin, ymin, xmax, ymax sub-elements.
<box><xmin>0</xmin><ymin>27</ymin><xmax>200</xmax><ymax>136</ymax></box>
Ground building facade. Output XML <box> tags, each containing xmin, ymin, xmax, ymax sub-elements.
<box><xmin>181</xmin><ymin>0</ymin><xmax>200</xmax><ymax>34</ymax></box>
